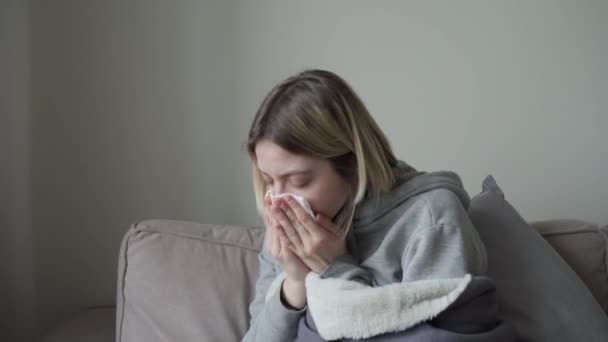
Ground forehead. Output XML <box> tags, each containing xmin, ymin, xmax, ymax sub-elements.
<box><xmin>254</xmin><ymin>140</ymin><xmax>316</xmax><ymax>175</ymax></box>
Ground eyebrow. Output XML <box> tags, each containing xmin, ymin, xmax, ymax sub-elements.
<box><xmin>260</xmin><ymin>169</ymin><xmax>313</xmax><ymax>179</ymax></box>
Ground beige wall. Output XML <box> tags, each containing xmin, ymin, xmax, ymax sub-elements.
<box><xmin>230</xmin><ymin>0</ymin><xmax>608</xmax><ymax>224</ymax></box>
<box><xmin>2</xmin><ymin>0</ymin><xmax>607</xmax><ymax>340</ymax></box>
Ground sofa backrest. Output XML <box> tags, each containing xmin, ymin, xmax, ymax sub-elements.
<box><xmin>115</xmin><ymin>219</ymin><xmax>264</xmax><ymax>342</ymax></box>
<box><xmin>530</xmin><ymin>219</ymin><xmax>608</xmax><ymax>313</ymax></box>
<box><xmin>115</xmin><ymin>218</ymin><xmax>606</xmax><ymax>342</ymax></box>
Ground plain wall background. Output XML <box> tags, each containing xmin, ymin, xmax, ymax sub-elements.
<box><xmin>1</xmin><ymin>1</ymin><xmax>34</xmax><ymax>341</ymax></box>
<box><xmin>2</xmin><ymin>0</ymin><xmax>606</xmax><ymax>340</ymax></box>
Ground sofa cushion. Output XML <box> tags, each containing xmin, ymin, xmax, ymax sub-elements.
<box><xmin>468</xmin><ymin>175</ymin><xmax>608</xmax><ymax>342</ymax></box>
<box><xmin>530</xmin><ymin>219</ymin><xmax>608</xmax><ymax>314</ymax></box>
<box><xmin>115</xmin><ymin>219</ymin><xmax>264</xmax><ymax>342</ymax></box>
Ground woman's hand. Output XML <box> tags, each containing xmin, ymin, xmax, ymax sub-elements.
<box><xmin>264</xmin><ymin>195</ymin><xmax>311</xmax><ymax>283</ymax></box>
<box><xmin>272</xmin><ymin>196</ymin><xmax>348</xmax><ymax>273</ymax></box>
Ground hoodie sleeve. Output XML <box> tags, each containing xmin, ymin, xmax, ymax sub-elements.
<box><xmin>241</xmin><ymin>237</ymin><xmax>307</xmax><ymax>342</ymax></box>
<box><xmin>318</xmin><ymin>252</ymin><xmax>375</xmax><ymax>285</ymax></box>
<box><xmin>401</xmin><ymin>189</ymin><xmax>488</xmax><ymax>281</ymax></box>
<box><xmin>318</xmin><ymin>188</ymin><xmax>487</xmax><ymax>285</ymax></box>
<box><xmin>400</xmin><ymin>221</ymin><xmax>485</xmax><ymax>282</ymax></box>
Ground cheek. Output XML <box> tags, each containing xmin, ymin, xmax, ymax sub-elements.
<box><xmin>304</xmin><ymin>183</ymin><xmax>348</xmax><ymax>219</ymax></box>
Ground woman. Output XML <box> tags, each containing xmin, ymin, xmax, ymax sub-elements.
<box><xmin>241</xmin><ymin>69</ymin><xmax>489</xmax><ymax>342</ymax></box>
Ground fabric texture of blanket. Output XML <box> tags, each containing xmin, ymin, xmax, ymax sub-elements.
<box><xmin>264</xmin><ymin>271</ymin><xmax>515</xmax><ymax>341</ymax></box>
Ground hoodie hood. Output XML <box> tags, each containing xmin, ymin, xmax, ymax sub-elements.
<box><xmin>352</xmin><ymin>160</ymin><xmax>470</xmax><ymax>228</ymax></box>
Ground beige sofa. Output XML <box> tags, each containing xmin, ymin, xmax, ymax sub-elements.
<box><xmin>38</xmin><ymin>217</ymin><xmax>608</xmax><ymax>342</ymax></box>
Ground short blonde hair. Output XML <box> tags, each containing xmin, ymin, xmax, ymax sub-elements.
<box><xmin>246</xmin><ymin>69</ymin><xmax>397</xmax><ymax>232</ymax></box>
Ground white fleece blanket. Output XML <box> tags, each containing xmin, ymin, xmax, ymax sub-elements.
<box><xmin>265</xmin><ymin>271</ymin><xmax>472</xmax><ymax>341</ymax></box>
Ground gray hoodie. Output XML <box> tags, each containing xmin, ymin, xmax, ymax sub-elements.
<box><xmin>241</xmin><ymin>161</ymin><xmax>488</xmax><ymax>342</ymax></box>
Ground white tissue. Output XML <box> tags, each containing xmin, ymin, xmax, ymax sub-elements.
<box><xmin>265</xmin><ymin>190</ymin><xmax>315</xmax><ymax>218</ymax></box>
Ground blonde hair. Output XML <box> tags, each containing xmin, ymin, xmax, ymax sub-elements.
<box><xmin>246</xmin><ymin>69</ymin><xmax>397</xmax><ymax>232</ymax></box>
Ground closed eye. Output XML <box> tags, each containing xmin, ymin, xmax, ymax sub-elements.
<box><xmin>292</xmin><ymin>178</ymin><xmax>311</xmax><ymax>188</ymax></box>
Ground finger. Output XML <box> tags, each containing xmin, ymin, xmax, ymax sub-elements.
<box><xmin>276</xmin><ymin>227</ymin><xmax>294</xmax><ymax>249</ymax></box>
<box><xmin>273</xmin><ymin>202</ymin><xmax>301</xmax><ymax>242</ymax></box>
<box><xmin>264</xmin><ymin>211</ymin><xmax>270</xmax><ymax>229</ymax></box>
<box><xmin>279</xmin><ymin>228</ymin><xmax>300</xmax><ymax>252</ymax></box>
<box><xmin>315</xmin><ymin>213</ymin><xmax>343</xmax><ymax>237</ymax></box>
<box><xmin>264</xmin><ymin>212</ymin><xmax>273</xmax><ymax>245</ymax></box>
<box><xmin>264</xmin><ymin>214</ymin><xmax>275</xmax><ymax>244</ymax></box>
<box><xmin>263</xmin><ymin>196</ymin><xmax>273</xmax><ymax>227</ymax></box>
<box><xmin>282</xmin><ymin>196</ymin><xmax>323</xmax><ymax>238</ymax></box>
<box><xmin>279</xmin><ymin>235</ymin><xmax>296</xmax><ymax>257</ymax></box>
<box><xmin>278</xmin><ymin>227</ymin><xmax>298</xmax><ymax>257</ymax></box>
<box><xmin>272</xmin><ymin>201</ymin><xmax>305</xmax><ymax>252</ymax></box>
<box><xmin>283</xmin><ymin>237</ymin><xmax>298</xmax><ymax>255</ymax></box>
<box><xmin>278</xmin><ymin>199</ymin><xmax>313</xmax><ymax>241</ymax></box>
<box><xmin>276</xmin><ymin>229</ymin><xmax>286</xmax><ymax>256</ymax></box>
<box><xmin>269</xmin><ymin>224</ymin><xmax>280</xmax><ymax>257</ymax></box>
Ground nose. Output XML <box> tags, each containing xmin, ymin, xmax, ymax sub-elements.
<box><xmin>273</xmin><ymin>182</ymin><xmax>286</xmax><ymax>195</ymax></box>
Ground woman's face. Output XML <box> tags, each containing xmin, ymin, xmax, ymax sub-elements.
<box><xmin>255</xmin><ymin>139</ymin><xmax>351</xmax><ymax>220</ymax></box>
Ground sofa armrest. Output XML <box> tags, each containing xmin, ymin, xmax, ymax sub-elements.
<box><xmin>115</xmin><ymin>219</ymin><xmax>264</xmax><ymax>342</ymax></box>
<box><xmin>531</xmin><ymin>219</ymin><xmax>608</xmax><ymax>314</ymax></box>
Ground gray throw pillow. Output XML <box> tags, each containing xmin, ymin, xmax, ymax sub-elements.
<box><xmin>468</xmin><ymin>175</ymin><xmax>608</xmax><ymax>342</ymax></box>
